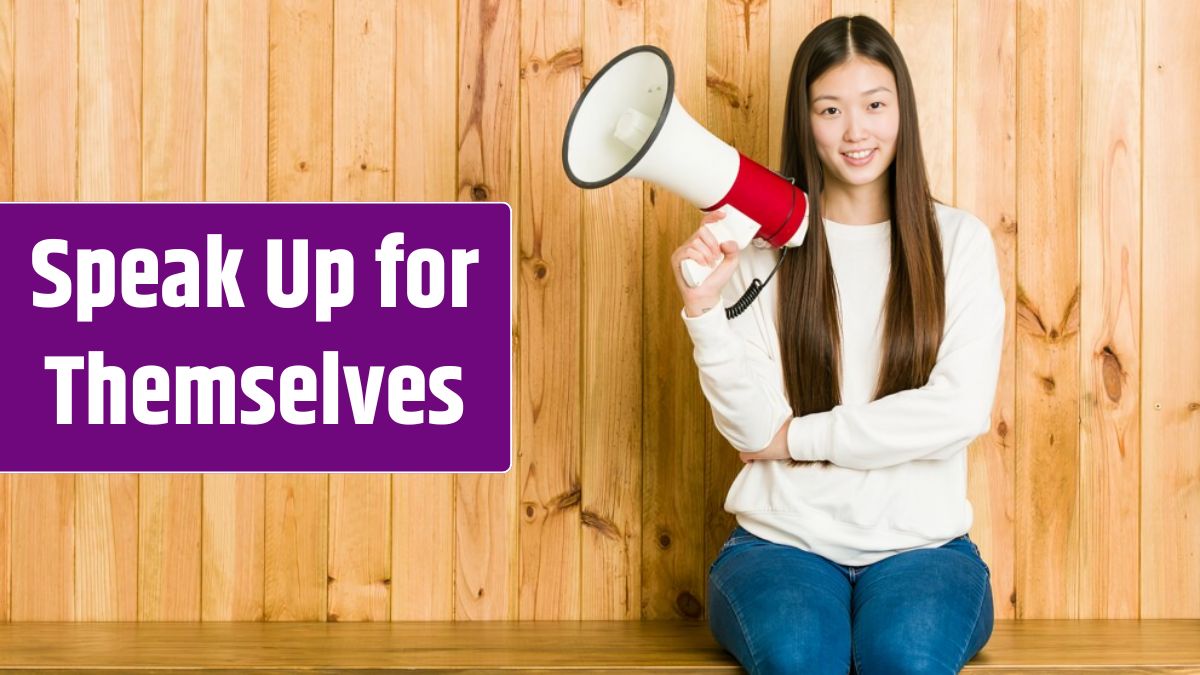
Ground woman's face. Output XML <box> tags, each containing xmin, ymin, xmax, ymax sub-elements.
<box><xmin>808</xmin><ymin>56</ymin><xmax>900</xmax><ymax>192</ymax></box>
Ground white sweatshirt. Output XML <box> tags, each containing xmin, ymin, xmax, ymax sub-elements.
<box><xmin>680</xmin><ymin>202</ymin><xmax>1005</xmax><ymax>566</ymax></box>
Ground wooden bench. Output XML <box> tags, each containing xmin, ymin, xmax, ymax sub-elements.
<box><xmin>0</xmin><ymin>620</ymin><xmax>1197</xmax><ymax>672</ymax></box>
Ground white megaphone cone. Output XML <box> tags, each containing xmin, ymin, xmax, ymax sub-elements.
<box><xmin>562</xmin><ymin>44</ymin><xmax>809</xmax><ymax>289</ymax></box>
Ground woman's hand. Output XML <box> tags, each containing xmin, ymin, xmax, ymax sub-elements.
<box><xmin>671</xmin><ymin>210</ymin><xmax>740</xmax><ymax>316</ymax></box>
<box><xmin>738</xmin><ymin>419</ymin><xmax>790</xmax><ymax>463</ymax></box>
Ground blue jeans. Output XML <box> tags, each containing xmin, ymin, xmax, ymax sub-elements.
<box><xmin>708</xmin><ymin>525</ymin><xmax>993</xmax><ymax>674</ymax></box>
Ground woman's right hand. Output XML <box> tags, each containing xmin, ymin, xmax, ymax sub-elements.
<box><xmin>671</xmin><ymin>210</ymin><xmax>741</xmax><ymax>317</ymax></box>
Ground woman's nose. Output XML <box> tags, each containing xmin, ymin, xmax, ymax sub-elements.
<box><xmin>843</xmin><ymin>111</ymin><xmax>868</xmax><ymax>141</ymax></box>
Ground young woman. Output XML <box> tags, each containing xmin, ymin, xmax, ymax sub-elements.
<box><xmin>670</xmin><ymin>15</ymin><xmax>1004</xmax><ymax>674</ymax></box>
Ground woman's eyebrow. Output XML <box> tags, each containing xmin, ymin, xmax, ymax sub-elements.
<box><xmin>811</xmin><ymin>86</ymin><xmax>893</xmax><ymax>103</ymax></box>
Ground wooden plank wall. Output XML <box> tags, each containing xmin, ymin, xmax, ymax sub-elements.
<box><xmin>0</xmin><ymin>0</ymin><xmax>1196</xmax><ymax>622</ymax></box>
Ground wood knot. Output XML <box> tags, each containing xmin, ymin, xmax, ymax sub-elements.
<box><xmin>327</xmin><ymin>612</ymin><xmax>339</xmax><ymax>622</ymax></box>
<box><xmin>996</xmin><ymin>420</ymin><xmax>1007</xmax><ymax>438</ymax></box>
<box><xmin>298</xmin><ymin>161</ymin><xmax>309</xmax><ymax>171</ymax></box>
<box><xmin>648</xmin><ymin>187</ymin><xmax>656</xmax><ymax>205</ymax></box>
<box><xmin>676</xmin><ymin>591</ymin><xmax>703</xmax><ymax>619</ymax></box>
<box><xmin>1100</xmin><ymin>345</ymin><xmax>1123</xmax><ymax>402</ymax></box>
<box><xmin>551</xmin><ymin>484</ymin><xmax>582</xmax><ymax>511</ymax></box>
<box><xmin>381</xmin><ymin>578</ymin><xmax>391</xmax><ymax>586</ymax></box>
<box><xmin>549</xmin><ymin>47</ymin><xmax>583</xmax><ymax>73</ymax></box>
<box><xmin>327</xmin><ymin>575</ymin><xmax>336</xmax><ymax>584</ymax></box>
<box><xmin>471</xmin><ymin>184</ymin><xmax>489</xmax><ymax>201</ymax></box>
<box><xmin>360</xmin><ymin>163</ymin><xmax>368</xmax><ymax>171</ymax></box>
<box><xmin>1009</xmin><ymin>590</ymin><xmax>1017</xmax><ymax>607</ymax></box>
<box><xmin>581</xmin><ymin>509</ymin><xmax>621</xmax><ymax>540</ymax></box>
<box><xmin>706</xmin><ymin>72</ymin><xmax>745</xmax><ymax>110</ymax></box>
<box><xmin>530</xmin><ymin>259</ymin><xmax>548</xmax><ymax>280</ymax></box>
<box><xmin>1188</xmin><ymin>402</ymin><xmax>1200</xmax><ymax>412</ymax></box>
<box><xmin>1000</xmin><ymin>214</ymin><xmax>1017</xmax><ymax>234</ymax></box>
<box><xmin>658</xmin><ymin>532</ymin><xmax>671</xmax><ymax>549</ymax></box>
<box><xmin>522</xmin><ymin>502</ymin><xmax>537</xmax><ymax>520</ymax></box>
<box><xmin>1039</xmin><ymin>374</ymin><xmax>1056</xmax><ymax>394</ymax></box>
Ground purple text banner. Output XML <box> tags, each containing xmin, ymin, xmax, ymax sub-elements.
<box><xmin>0</xmin><ymin>203</ymin><xmax>512</xmax><ymax>472</ymax></box>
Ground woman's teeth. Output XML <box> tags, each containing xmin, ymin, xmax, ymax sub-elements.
<box><xmin>843</xmin><ymin>149</ymin><xmax>874</xmax><ymax>159</ymax></box>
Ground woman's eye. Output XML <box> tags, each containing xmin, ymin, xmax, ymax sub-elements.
<box><xmin>821</xmin><ymin>107</ymin><xmax>838</xmax><ymax>115</ymax></box>
<box><xmin>869</xmin><ymin>101</ymin><xmax>884</xmax><ymax>110</ymax></box>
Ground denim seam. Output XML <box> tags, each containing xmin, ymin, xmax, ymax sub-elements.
<box><xmin>710</xmin><ymin>574</ymin><xmax>764</xmax><ymax>674</ymax></box>
<box><xmin>955</xmin><ymin>566</ymin><xmax>991</xmax><ymax>669</ymax></box>
<box><xmin>852</xmin><ymin>634</ymin><xmax>864</xmax><ymax>675</ymax></box>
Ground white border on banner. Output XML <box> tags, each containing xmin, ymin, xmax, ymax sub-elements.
<box><xmin>2</xmin><ymin>201</ymin><xmax>516</xmax><ymax>475</ymax></box>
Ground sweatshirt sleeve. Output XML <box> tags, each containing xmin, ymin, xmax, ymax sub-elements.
<box><xmin>680</xmin><ymin>300</ymin><xmax>793</xmax><ymax>453</ymax></box>
<box><xmin>786</xmin><ymin>220</ymin><xmax>1006</xmax><ymax>470</ymax></box>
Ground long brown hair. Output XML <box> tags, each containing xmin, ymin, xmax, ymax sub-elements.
<box><xmin>777</xmin><ymin>15</ymin><xmax>945</xmax><ymax>466</ymax></box>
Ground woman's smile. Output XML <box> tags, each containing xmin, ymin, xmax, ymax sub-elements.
<box><xmin>841</xmin><ymin>147</ymin><xmax>877</xmax><ymax>166</ymax></box>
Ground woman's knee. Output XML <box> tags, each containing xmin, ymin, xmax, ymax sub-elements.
<box><xmin>853</xmin><ymin>641</ymin><xmax>958</xmax><ymax>675</ymax></box>
<box><xmin>706</xmin><ymin>554</ymin><xmax>852</xmax><ymax>675</ymax></box>
<box><xmin>755</xmin><ymin>638</ymin><xmax>851</xmax><ymax>675</ymax></box>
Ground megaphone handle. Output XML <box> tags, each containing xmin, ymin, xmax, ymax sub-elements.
<box><xmin>680</xmin><ymin>205</ymin><xmax>761</xmax><ymax>288</ymax></box>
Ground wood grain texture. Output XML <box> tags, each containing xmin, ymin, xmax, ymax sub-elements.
<box><xmin>1015</xmin><ymin>0</ymin><xmax>1081</xmax><ymax>619</ymax></box>
<box><xmin>327</xmin><ymin>474</ymin><xmax>390</xmax><ymax>622</ymax></box>
<box><xmin>206</xmin><ymin>0</ymin><xmax>269</xmax><ymax>201</ymax></box>
<box><xmin>202</xmin><ymin>474</ymin><xmax>265</xmax><ymax>621</ymax></box>
<box><xmin>332</xmin><ymin>0</ymin><xmax>395</xmax><ymax>202</ymax></box>
<box><xmin>14</xmin><ymin>0</ymin><xmax>77</xmax><ymax>201</ymax></box>
<box><xmin>394</xmin><ymin>0</ymin><xmax>456</xmax><ymax>201</ymax></box>
<box><xmin>768</xmin><ymin>0</ymin><xmax>828</xmax><ymax>170</ymax></box>
<box><xmin>267</xmin><ymin>0</ymin><xmax>333</xmax><ymax>201</ymax></box>
<box><xmin>1141</xmin><ymin>0</ymin><xmax>1200</xmax><ymax>620</ymax></box>
<box><xmin>956</xmin><ymin>0</ymin><xmax>1018</xmax><ymax>621</ymax></box>
<box><xmin>74</xmin><ymin>474</ymin><xmax>137</xmax><ymax>620</ymax></box>
<box><xmin>0</xmin><ymin>620</ymin><xmax>1197</xmax><ymax>671</ymax></box>
<box><xmin>391</xmin><ymin>0</ymin><xmax>457</xmax><ymax>625</ymax></box>
<box><xmin>10</xmin><ymin>475</ymin><xmax>74</xmax><ymax>620</ymax></box>
<box><xmin>1078</xmin><ymin>0</ymin><xmax>1141</xmax><ymax>620</ymax></box>
<box><xmin>517</xmin><ymin>0</ymin><xmax>582</xmax><ymax>621</ymax></box>
<box><xmin>0</xmin><ymin>0</ymin><xmax>13</xmax><ymax>201</ymax></box>
<box><xmin>142</xmin><ymin>0</ymin><xmax>205</xmax><ymax>201</ymax></box>
<box><xmin>391</xmin><ymin>474</ymin><xmax>454</xmax><ymax>620</ymax></box>
<box><xmin>642</xmin><ymin>0</ymin><xmax>708</xmax><ymax>621</ymax></box>
<box><xmin>264</xmin><ymin>474</ymin><xmax>328</xmax><ymax>621</ymax></box>
<box><xmin>893</xmin><ymin>0</ymin><xmax>953</xmax><ymax>203</ymax></box>
<box><xmin>579</xmin><ymin>0</ymin><xmax>644</xmax><ymax>621</ymax></box>
<box><xmin>703</xmin><ymin>0</ymin><xmax>770</xmax><ymax>576</ymax></box>
<box><xmin>138</xmin><ymin>474</ymin><xmax>201</xmax><ymax>621</ymax></box>
<box><xmin>455</xmin><ymin>0</ymin><xmax>520</xmax><ymax>621</ymax></box>
<box><xmin>78</xmin><ymin>0</ymin><xmax>140</xmax><ymax>201</ymax></box>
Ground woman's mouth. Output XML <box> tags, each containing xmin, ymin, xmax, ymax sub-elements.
<box><xmin>841</xmin><ymin>148</ymin><xmax>877</xmax><ymax>166</ymax></box>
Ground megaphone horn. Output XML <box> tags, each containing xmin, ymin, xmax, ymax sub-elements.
<box><xmin>562</xmin><ymin>44</ymin><xmax>809</xmax><ymax>290</ymax></box>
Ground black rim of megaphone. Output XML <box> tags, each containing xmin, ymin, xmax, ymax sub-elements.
<box><xmin>562</xmin><ymin>44</ymin><xmax>675</xmax><ymax>189</ymax></box>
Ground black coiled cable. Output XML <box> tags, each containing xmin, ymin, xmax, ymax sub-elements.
<box><xmin>725</xmin><ymin>245</ymin><xmax>788</xmax><ymax>319</ymax></box>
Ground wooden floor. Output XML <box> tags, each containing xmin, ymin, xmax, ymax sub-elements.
<box><xmin>0</xmin><ymin>620</ymin><xmax>1197</xmax><ymax>672</ymax></box>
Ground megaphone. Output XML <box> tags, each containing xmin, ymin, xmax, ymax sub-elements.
<box><xmin>562</xmin><ymin>44</ymin><xmax>809</xmax><ymax>289</ymax></box>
